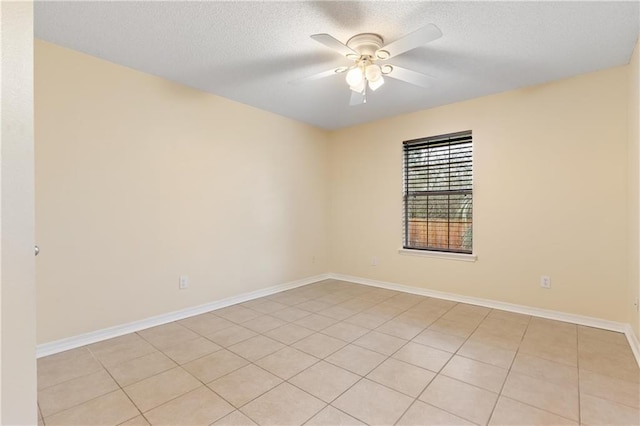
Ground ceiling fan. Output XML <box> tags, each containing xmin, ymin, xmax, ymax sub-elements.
<box><xmin>292</xmin><ymin>24</ymin><xmax>443</xmax><ymax>105</ymax></box>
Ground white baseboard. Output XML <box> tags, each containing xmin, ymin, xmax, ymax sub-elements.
<box><xmin>37</xmin><ymin>271</ymin><xmax>640</xmax><ymax>369</ymax></box>
<box><xmin>625</xmin><ymin>323</ymin><xmax>640</xmax><ymax>368</ymax></box>
<box><xmin>36</xmin><ymin>273</ymin><xmax>330</xmax><ymax>358</ymax></box>
<box><xmin>329</xmin><ymin>273</ymin><xmax>640</xmax><ymax>368</ymax></box>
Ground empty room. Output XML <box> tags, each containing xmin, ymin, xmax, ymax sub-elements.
<box><xmin>1</xmin><ymin>1</ymin><xmax>640</xmax><ymax>425</ymax></box>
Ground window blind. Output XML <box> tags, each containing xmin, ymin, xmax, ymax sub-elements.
<box><xmin>403</xmin><ymin>131</ymin><xmax>473</xmax><ymax>253</ymax></box>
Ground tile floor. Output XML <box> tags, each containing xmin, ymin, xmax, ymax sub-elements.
<box><xmin>37</xmin><ymin>280</ymin><xmax>640</xmax><ymax>425</ymax></box>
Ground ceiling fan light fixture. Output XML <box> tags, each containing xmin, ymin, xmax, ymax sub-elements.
<box><xmin>346</xmin><ymin>67</ymin><xmax>364</xmax><ymax>87</ymax></box>
<box><xmin>350</xmin><ymin>80</ymin><xmax>366</xmax><ymax>93</ymax></box>
<box><xmin>376</xmin><ymin>50</ymin><xmax>390</xmax><ymax>60</ymax></box>
<box><xmin>365</xmin><ymin>64</ymin><xmax>382</xmax><ymax>82</ymax></box>
<box><xmin>368</xmin><ymin>76</ymin><xmax>384</xmax><ymax>91</ymax></box>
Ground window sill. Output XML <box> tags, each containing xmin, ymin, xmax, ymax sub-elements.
<box><xmin>398</xmin><ymin>248</ymin><xmax>477</xmax><ymax>262</ymax></box>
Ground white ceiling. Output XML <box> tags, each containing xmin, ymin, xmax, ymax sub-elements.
<box><xmin>35</xmin><ymin>1</ymin><xmax>639</xmax><ymax>130</ymax></box>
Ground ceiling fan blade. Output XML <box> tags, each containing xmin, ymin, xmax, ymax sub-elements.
<box><xmin>385</xmin><ymin>65</ymin><xmax>434</xmax><ymax>89</ymax></box>
<box><xmin>289</xmin><ymin>67</ymin><xmax>346</xmax><ymax>85</ymax></box>
<box><xmin>376</xmin><ymin>24</ymin><xmax>442</xmax><ymax>59</ymax></box>
<box><xmin>349</xmin><ymin>90</ymin><xmax>365</xmax><ymax>106</ymax></box>
<box><xmin>311</xmin><ymin>33</ymin><xmax>358</xmax><ymax>57</ymax></box>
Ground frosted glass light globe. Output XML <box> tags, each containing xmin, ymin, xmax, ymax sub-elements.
<box><xmin>365</xmin><ymin>64</ymin><xmax>382</xmax><ymax>82</ymax></box>
<box><xmin>346</xmin><ymin>68</ymin><xmax>364</xmax><ymax>87</ymax></box>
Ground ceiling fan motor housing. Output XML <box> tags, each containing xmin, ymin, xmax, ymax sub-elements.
<box><xmin>346</xmin><ymin>33</ymin><xmax>384</xmax><ymax>59</ymax></box>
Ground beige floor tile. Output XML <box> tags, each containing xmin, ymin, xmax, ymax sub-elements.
<box><xmin>144</xmin><ymin>386</ymin><xmax>234</xmax><ymax>425</ymax></box>
<box><xmin>428</xmin><ymin>318</ymin><xmax>478</xmax><ymax>338</ymax></box>
<box><xmin>579</xmin><ymin>336</ymin><xmax>636</xmax><ymax>361</ymax></box>
<box><xmin>318</xmin><ymin>305</ymin><xmax>358</xmax><ymax>321</ymax></box>
<box><xmin>124</xmin><ymin>367</ymin><xmax>201</xmax><ymax>412</ymax></box>
<box><xmin>364</xmin><ymin>304</ymin><xmax>404</xmax><ymax>320</ymax></box>
<box><xmin>39</xmin><ymin>370</ymin><xmax>119</xmax><ymax>417</ymax></box>
<box><xmin>392</xmin><ymin>341</ymin><xmax>453</xmax><ymax>372</ymax></box>
<box><xmin>579</xmin><ymin>369</ymin><xmax>640</xmax><ymax>408</ymax></box>
<box><xmin>208</xmin><ymin>364</ymin><xmax>282</xmax><ymax>408</ymax></box>
<box><xmin>289</xmin><ymin>361</ymin><xmax>360</xmax><ymax>403</ymax></box>
<box><xmin>486</xmin><ymin>309</ymin><xmax>531</xmax><ymax>325</ymax></box>
<box><xmin>228</xmin><ymin>335</ymin><xmax>285</xmax><ymax>362</ymax></box>
<box><xmin>376</xmin><ymin>317</ymin><xmax>426</xmax><ymax>340</ymax></box>
<box><xmin>321</xmin><ymin>322</ymin><xmax>369</xmax><ymax>342</ymax></box>
<box><xmin>240</xmin><ymin>382</ymin><xmax>325</xmax><ymax>426</ymax></box>
<box><xmin>293</xmin><ymin>333</ymin><xmax>347</xmax><ymax>358</ymax></box>
<box><xmin>266</xmin><ymin>292</ymin><xmax>309</xmax><ymax>306</ymax></box>
<box><xmin>294</xmin><ymin>313</ymin><xmax>338</xmax><ymax>331</ymax></box>
<box><xmin>394</xmin><ymin>310</ymin><xmax>440</xmax><ymax>328</ymax></box>
<box><xmin>580</xmin><ymin>393</ymin><xmax>640</xmax><ymax>425</ymax></box>
<box><xmin>578</xmin><ymin>350</ymin><xmax>640</xmax><ymax>383</ymax></box>
<box><xmin>353</xmin><ymin>330</ymin><xmax>407</xmax><ymax>356</ymax></box>
<box><xmin>37</xmin><ymin>347</ymin><xmax>103</xmax><ymax>390</ymax></box>
<box><xmin>489</xmin><ymin>396</ymin><xmax>577</xmax><ymax>425</ymax></box>
<box><xmin>270</xmin><ymin>306</ymin><xmax>312</xmax><ymax>322</ymax></box>
<box><xmin>344</xmin><ymin>312</ymin><xmax>390</xmax><ymax>329</ymax></box>
<box><xmin>385</xmin><ymin>293</ymin><xmax>425</xmax><ymax>308</ymax></box>
<box><xmin>246</xmin><ymin>300</ymin><xmax>288</xmax><ymax>314</ymax></box>
<box><xmin>161</xmin><ymin>336</ymin><xmax>221</xmax><ymax>365</ymax></box>
<box><xmin>467</xmin><ymin>328</ymin><xmax>522</xmax><ymax>351</ymax></box>
<box><xmin>205</xmin><ymin>325</ymin><xmax>257</xmax><ymax>347</ymax></box>
<box><xmin>441</xmin><ymin>355</ymin><xmax>508</xmax><ymax>393</ymax></box>
<box><xmin>296</xmin><ymin>299</ymin><xmax>334</xmax><ymax>313</ymax></box>
<box><xmin>89</xmin><ymin>334</ymin><xmax>158</xmax><ymax>368</ymax></box>
<box><xmin>412</xmin><ymin>329</ymin><xmax>466</xmax><ymax>353</ymax></box>
<box><xmin>475</xmin><ymin>316</ymin><xmax>527</xmax><ymax>340</ymax></box>
<box><xmin>256</xmin><ymin>347</ymin><xmax>319</xmax><ymax>379</ymax></box>
<box><xmin>45</xmin><ymin>390</ymin><xmax>139</xmax><ymax>426</ymax></box>
<box><xmin>367</xmin><ymin>358</ymin><xmax>436</xmax><ymax>397</ymax></box>
<box><xmin>107</xmin><ymin>351</ymin><xmax>176</xmax><ymax>387</ymax></box>
<box><xmin>305</xmin><ymin>405</ymin><xmax>365</xmax><ymax>425</ymax></box>
<box><xmin>419</xmin><ymin>375</ymin><xmax>498</xmax><ymax>425</ymax></box>
<box><xmin>338</xmin><ymin>298</ymin><xmax>377</xmax><ymax>312</ymax></box>
<box><xmin>213</xmin><ymin>410</ymin><xmax>258</xmax><ymax>425</ymax></box>
<box><xmin>502</xmin><ymin>371</ymin><xmax>579</xmax><ymax>421</ymax></box>
<box><xmin>333</xmin><ymin>378</ymin><xmax>413</xmax><ymax>425</ymax></box>
<box><xmin>325</xmin><ymin>344</ymin><xmax>387</xmax><ymax>376</ymax></box>
<box><xmin>241</xmin><ymin>314</ymin><xmax>287</xmax><ymax>333</ymax></box>
<box><xmin>137</xmin><ymin>322</ymin><xmax>200</xmax><ymax>350</ymax></box>
<box><xmin>397</xmin><ymin>400</ymin><xmax>475</xmax><ymax>426</ymax></box>
<box><xmin>183</xmin><ymin>349</ymin><xmax>248</xmax><ymax>383</ymax></box>
<box><xmin>519</xmin><ymin>336</ymin><xmax>578</xmax><ymax>367</ymax></box>
<box><xmin>264</xmin><ymin>323</ymin><xmax>314</xmax><ymax>345</ymax></box>
<box><xmin>578</xmin><ymin>326</ymin><xmax>629</xmax><ymax>346</ymax></box>
<box><xmin>214</xmin><ymin>305</ymin><xmax>262</xmax><ymax>324</ymax></box>
<box><xmin>458</xmin><ymin>338</ymin><xmax>516</xmax><ymax>369</ymax></box>
<box><xmin>177</xmin><ymin>313</ymin><xmax>234</xmax><ymax>336</ymax></box>
<box><xmin>118</xmin><ymin>415</ymin><xmax>149</xmax><ymax>425</ymax></box>
<box><xmin>528</xmin><ymin>318</ymin><xmax>577</xmax><ymax>336</ymax></box>
<box><xmin>510</xmin><ymin>352</ymin><xmax>578</xmax><ymax>387</ymax></box>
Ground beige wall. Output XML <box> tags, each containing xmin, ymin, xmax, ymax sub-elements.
<box><xmin>630</xmin><ymin>38</ymin><xmax>640</xmax><ymax>337</ymax></box>
<box><xmin>328</xmin><ymin>66</ymin><xmax>630</xmax><ymax>322</ymax></box>
<box><xmin>1</xmin><ymin>1</ymin><xmax>37</xmax><ymax>423</ymax></box>
<box><xmin>36</xmin><ymin>37</ymin><xmax>637</xmax><ymax>345</ymax></box>
<box><xmin>35</xmin><ymin>40</ymin><xmax>328</xmax><ymax>344</ymax></box>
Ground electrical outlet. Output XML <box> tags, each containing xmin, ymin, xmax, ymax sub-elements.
<box><xmin>634</xmin><ymin>297</ymin><xmax>639</xmax><ymax>312</ymax></box>
<box><xmin>179</xmin><ymin>275</ymin><xmax>189</xmax><ymax>289</ymax></box>
<box><xmin>372</xmin><ymin>256</ymin><xmax>378</xmax><ymax>266</ymax></box>
<box><xmin>540</xmin><ymin>276</ymin><xmax>551</xmax><ymax>289</ymax></box>
<box><xmin>312</xmin><ymin>256</ymin><xmax>316</xmax><ymax>264</ymax></box>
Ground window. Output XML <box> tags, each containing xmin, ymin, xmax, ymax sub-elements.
<box><xmin>403</xmin><ymin>131</ymin><xmax>473</xmax><ymax>254</ymax></box>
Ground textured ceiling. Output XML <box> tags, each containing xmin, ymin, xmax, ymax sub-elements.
<box><xmin>35</xmin><ymin>1</ymin><xmax>639</xmax><ymax>130</ymax></box>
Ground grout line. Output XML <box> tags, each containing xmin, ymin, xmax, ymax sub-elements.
<box><xmin>485</xmin><ymin>309</ymin><xmax>531</xmax><ymax>424</ymax></box>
